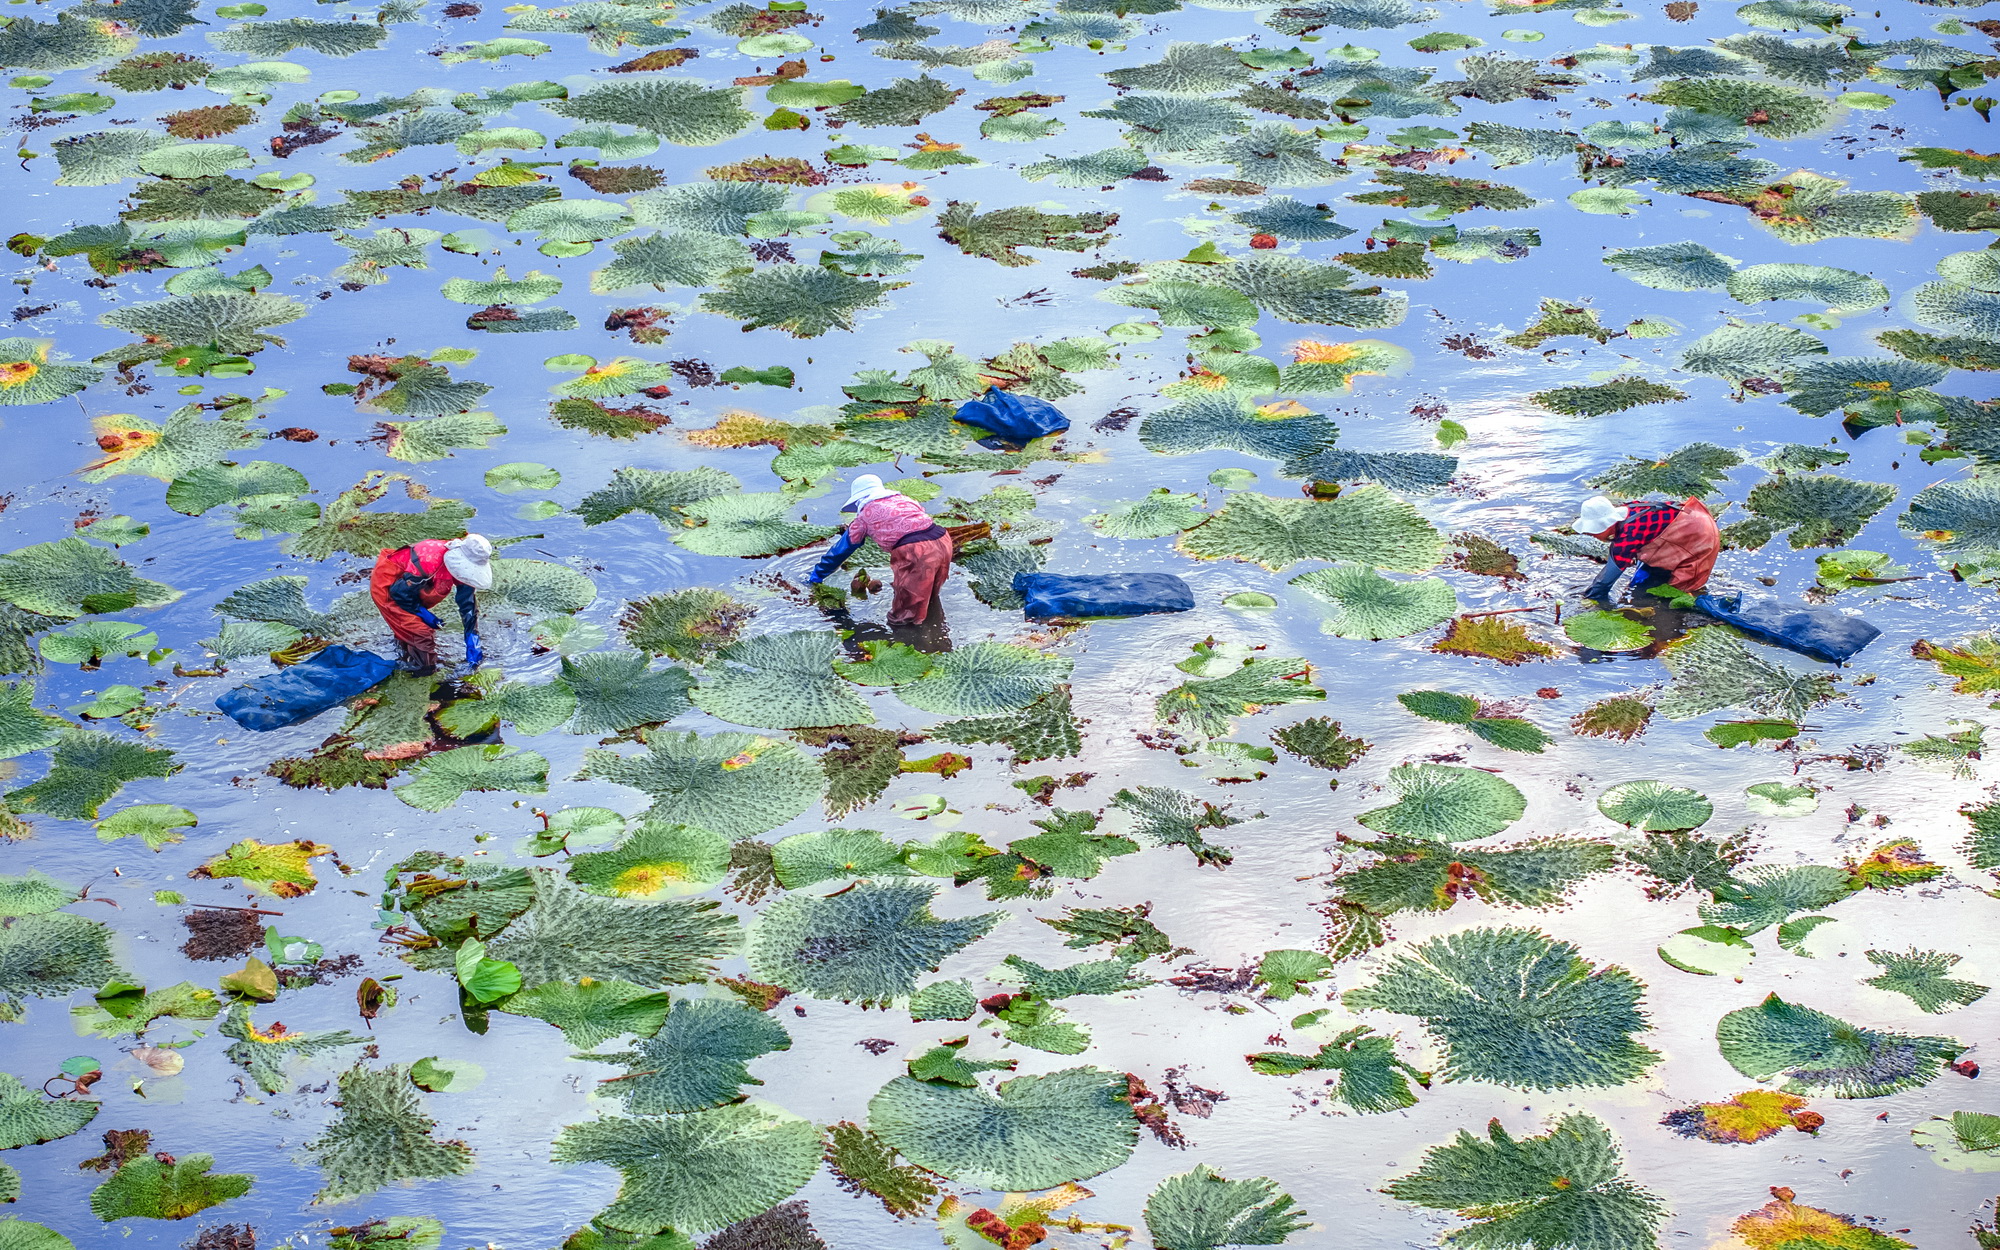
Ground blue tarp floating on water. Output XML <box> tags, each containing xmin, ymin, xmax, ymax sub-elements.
<box><xmin>215</xmin><ymin>645</ymin><xmax>397</xmax><ymax>732</ymax></box>
<box><xmin>953</xmin><ymin>388</ymin><xmax>1070</xmax><ymax>446</ymax></box>
<box><xmin>1693</xmin><ymin>592</ymin><xmax>1881</xmax><ymax>665</ymax></box>
<box><xmin>1015</xmin><ymin>572</ymin><xmax>1195</xmax><ymax>620</ymax></box>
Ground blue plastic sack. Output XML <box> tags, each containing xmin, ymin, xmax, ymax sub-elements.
<box><xmin>1691</xmin><ymin>592</ymin><xmax>1880</xmax><ymax>665</ymax></box>
<box><xmin>215</xmin><ymin>645</ymin><xmax>397</xmax><ymax>732</ymax></box>
<box><xmin>1014</xmin><ymin>572</ymin><xmax>1194</xmax><ymax>620</ymax></box>
<box><xmin>954</xmin><ymin>388</ymin><xmax>1070</xmax><ymax>446</ymax></box>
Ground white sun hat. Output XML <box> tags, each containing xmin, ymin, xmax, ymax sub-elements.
<box><xmin>1572</xmin><ymin>497</ymin><xmax>1630</xmax><ymax>535</ymax></box>
<box><xmin>444</xmin><ymin>533</ymin><xmax>495</xmax><ymax>590</ymax></box>
<box><xmin>841</xmin><ymin>473</ymin><xmax>895</xmax><ymax>514</ymax></box>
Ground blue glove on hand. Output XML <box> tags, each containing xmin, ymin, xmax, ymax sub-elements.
<box><xmin>464</xmin><ymin>630</ymin><xmax>483</xmax><ymax>668</ymax></box>
<box><xmin>806</xmin><ymin>530</ymin><xmax>860</xmax><ymax>586</ymax></box>
<box><xmin>415</xmin><ymin>606</ymin><xmax>441</xmax><ymax>629</ymax></box>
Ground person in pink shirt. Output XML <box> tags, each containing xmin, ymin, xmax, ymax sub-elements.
<box><xmin>803</xmin><ymin>474</ymin><xmax>952</xmax><ymax>626</ymax></box>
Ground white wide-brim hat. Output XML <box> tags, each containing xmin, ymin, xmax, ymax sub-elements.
<box><xmin>841</xmin><ymin>473</ymin><xmax>893</xmax><ymax>514</ymax></box>
<box><xmin>444</xmin><ymin>533</ymin><xmax>495</xmax><ymax>590</ymax></box>
<box><xmin>1572</xmin><ymin>497</ymin><xmax>1630</xmax><ymax>534</ymax></box>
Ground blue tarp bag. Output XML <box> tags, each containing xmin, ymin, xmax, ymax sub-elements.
<box><xmin>1692</xmin><ymin>592</ymin><xmax>1881</xmax><ymax>665</ymax></box>
<box><xmin>216</xmin><ymin>645</ymin><xmax>397</xmax><ymax>732</ymax></box>
<box><xmin>1015</xmin><ymin>572</ymin><xmax>1195</xmax><ymax>620</ymax></box>
<box><xmin>954</xmin><ymin>388</ymin><xmax>1070</xmax><ymax>446</ymax></box>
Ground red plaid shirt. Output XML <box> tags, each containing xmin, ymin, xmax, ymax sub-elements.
<box><xmin>1608</xmin><ymin>502</ymin><xmax>1679</xmax><ymax>568</ymax></box>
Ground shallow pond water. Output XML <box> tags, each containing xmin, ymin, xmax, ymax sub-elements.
<box><xmin>2</xmin><ymin>0</ymin><xmax>2000</xmax><ymax>1246</ymax></box>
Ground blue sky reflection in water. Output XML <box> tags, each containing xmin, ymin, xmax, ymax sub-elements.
<box><xmin>2</xmin><ymin>0</ymin><xmax>2000</xmax><ymax>1246</ymax></box>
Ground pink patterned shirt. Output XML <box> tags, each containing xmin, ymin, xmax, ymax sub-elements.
<box><xmin>845</xmin><ymin>492</ymin><xmax>938</xmax><ymax>547</ymax></box>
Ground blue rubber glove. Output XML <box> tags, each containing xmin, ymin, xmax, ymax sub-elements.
<box><xmin>464</xmin><ymin>630</ymin><xmax>483</xmax><ymax>668</ymax></box>
<box><xmin>414</xmin><ymin>606</ymin><xmax>441</xmax><ymax>629</ymax></box>
<box><xmin>806</xmin><ymin>530</ymin><xmax>860</xmax><ymax>586</ymax></box>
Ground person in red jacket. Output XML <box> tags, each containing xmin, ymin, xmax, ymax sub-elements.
<box><xmin>370</xmin><ymin>534</ymin><xmax>493</xmax><ymax>675</ymax></box>
<box><xmin>803</xmin><ymin>474</ymin><xmax>952</xmax><ymax>627</ymax></box>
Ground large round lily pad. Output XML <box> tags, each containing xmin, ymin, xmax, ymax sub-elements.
<box><xmin>868</xmin><ymin>1067</ymin><xmax>1139</xmax><ymax>1191</ymax></box>
<box><xmin>1597</xmin><ymin>780</ymin><xmax>1712</xmax><ymax>832</ymax></box>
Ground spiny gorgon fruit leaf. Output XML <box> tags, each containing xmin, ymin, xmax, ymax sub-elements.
<box><xmin>867</xmin><ymin>1066</ymin><xmax>1138</xmax><ymax>1191</ymax></box>
<box><xmin>929</xmin><ymin>686</ymin><xmax>1084</xmax><ymax>763</ymax></box>
<box><xmin>1244</xmin><ymin>1025</ymin><xmax>1430</xmax><ymax>1115</ymax></box>
<box><xmin>1356</xmin><ymin>764</ymin><xmax>1525</xmax><ymax>842</ymax></box>
<box><xmin>1642</xmin><ymin>77</ymin><xmax>1830</xmax><ymax>138</ymax></box>
<box><xmin>0</xmin><ymin>911</ymin><xmax>121</xmax><ymax>1015</ymax></box>
<box><xmin>1155</xmin><ymin>657</ymin><xmax>1325</xmax><ymax>738</ymax></box>
<box><xmin>548</xmin><ymin>80</ymin><xmax>755</xmax><ymax>144</ymax></box>
<box><xmin>97</xmin><ymin>293</ymin><xmax>305</xmax><ymax>363</ymax></box>
<box><xmin>1179</xmin><ymin>488</ymin><xmax>1445</xmax><ymax>573</ymax></box>
<box><xmin>693</xmin><ymin>630</ymin><xmax>874</xmax><ymax>729</ymax></box>
<box><xmin>5</xmin><ymin>729</ymin><xmax>179</xmax><ymax>821</ymax></box>
<box><xmin>836</xmin><ymin>75</ymin><xmax>964</xmax><ymax>127</ymax></box>
<box><xmin>0</xmin><ymin>1070</ymin><xmax>98</xmax><ymax>1149</ymax></box>
<box><xmin>1530</xmin><ymin>378</ymin><xmax>1687</xmax><ymax>419</ymax></box>
<box><xmin>1588</xmin><ymin>442</ymin><xmax>1742</xmax><ymax>499</ymax></box>
<box><xmin>1344</xmin><ymin>926</ymin><xmax>1662</xmax><ymax>1090</ymax></box>
<box><xmin>1330</xmin><ymin>835</ymin><xmax>1619</xmax><ymax>922</ymax></box>
<box><xmin>1104</xmin><ymin>42</ymin><xmax>1258</xmax><ymax>94</ymax></box>
<box><xmin>304</xmin><ymin>1064</ymin><xmax>473</xmax><ymax>1203</ymax></box>
<box><xmin>936</xmin><ymin>201</ymin><xmax>1118</xmax><ymax>268</ymax></box>
<box><xmin>582</xmin><ymin>998</ymin><xmax>791</xmax><ymax>1114</ymax></box>
<box><xmin>0</xmin><ymin>338</ymin><xmax>101</xmax><ymax>406</ymax></box>
<box><xmin>497</xmin><ymin>978</ymin><xmax>673</xmax><ymax>1049</ymax></box>
<box><xmin>1110</xmin><ymin>786</ymin><xmax>1243</xmax><ymax>868</ymax></box>
<box><xmin>550</xmin><ymin>1104</ymin><xmax>823</xmax><ymax>1236</ymax></box>
<box><xmin>1143</xmin><ymin>1165</ymin><xmax>1309</xmax><ymax>1250</ymax></box>
<box><xmin>1384</xmin><ymin>1114</ymin><xmax>1665</xmax><ymax>1250</ymax></box>
<box><xmin>87</xmin><ymin>1153</ymin><xmax>252</xmax><ymax>1222</ymax></box>
<box><xmin>1289</xmin><ymin>565</ymin><xmax>1456</xmax><ymax>639</ymax></box>
<box><xmin>1862</xmin><ymin>948</ymin><xmax>1988</xmax><ymax>1015</ymax></box>
<box><xmin>747</xmin><ymin>880</ymin><xmax>1001</xmax><ymax>1006</ymax></box>
<box><xmin>210</xmin><ymin>17</ymin><xmax>386</xmax><ymax>56</ymax></box>
<box><xmin>1656</xmin><ymin>626</ymin><xmax>1837</xmax><ymax>721</ymax></box>
<box><xmin>483</xmin><ymin>868</ymin><xmax>739</xmax><ymax>987</ymax></box>
<box><xmin>0</xmin><ymin>536</ymin><xmax>180</xmax><ymax>617</ymax></box>
<box><xmin>1714</xmin><ymin>992</ymin><xmax>1964</xmax><ymax>1098</ymax></box>
<box><xmin>701</xmin><ymin>266</ymin><xmax>897</xmax><ymax>337</ymax></box>
<box><xmin>1731</xmin><ymin>1193</ymin><xmax>1912</xmax><ymax>1250</ymax></box>
<box><xmin>581</xmin><ymin>730</ymin><xmax>823</xmax><ymax>839</ymax></box>
<box><xmin>896</xmin><ymin>642</ymin><xmax>1073</xmax><ymax>716</ymax></box>
<box><xmin>1602</xmin><ymin>241</ymin><xmax>1739</xmax><ymax>291</ymax></box>
<box><xmin>1349</xmin><ymin>171</ymin><xmax>1540</xmax><ymax>216</ymax></box>
<box><xmin>824</xmin><ymin>1121</ymin><xmax>941</xmax><ymax>1219</ymax></box>
<box><xmin>0</xmin><ymin>680</ymin><xmax>66</xmax><ymax>760</ymax></box>
<box><xmin>219</xmin><ymin>1002</ymin><xmax>365</xmax><ymax>1094</ymax></box>
<box><xmin>392</xmin><ymin>744</ymin><xmax>549</xmax><ymax>812</ymax></box>
<box><xmin>620</xmin><ymin>587</ymin><xmax>752</xmax><ymax>663</ymax></box>
<box><xmin>1736</xmin><ymin>473</ymin><xmax>1896</xmax><ymax>550</ymax></box>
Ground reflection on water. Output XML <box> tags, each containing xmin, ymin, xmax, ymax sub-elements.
<box><xmin>2</xmin><ymin>0</ymin><xmax>1999</xmax><ymax>1244</ymax></box>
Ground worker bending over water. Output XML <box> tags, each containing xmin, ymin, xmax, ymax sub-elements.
<box><xmin>1575</xmin><ymin>495</ymin><xmax>1720</xmax><ymax>604</ymax></box>
<box><xmin>804</xmin><ymin>474</ymin><xmax>951</xmax><ymax>627</ymax></box>
<box><xmin>371</xmin><ymin>533</ymin><xmax>493</xmax><ymax>675</ymax></box>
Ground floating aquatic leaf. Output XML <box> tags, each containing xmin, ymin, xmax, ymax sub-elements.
<box><xmin>567</xmin><ymin>822</ymin><xmax>729</xmax><ymax>899</ymax></box>
<box><xmin>497</xmin><ymin>979</ymin><xmax>673</xmax><ymax>1048</ymax></box>
<box><xmin>1564</xmin><ymin>610</ymin><xmax>1654</xmax><ymax>652</ymax></box>
<box><xmin>1912</xmin><ymin>1111</ymin><xmax>2000</xmax><ymax>1173</ymax></box>
<box><xmin>582</xmin><ymin>731</ymin><xmax>823</xmax><ymax>838</ymax></box>
<box><xmin>1597</xmin><ymin>780</ymin><xmax>1712</xmax><ymax>832</ymax></box>
<box><xmin>1385</xmin><ymin>1115</ymin><xmax>1664</xmax><ymax>1250</ymax></box>
<box><xmin>1180</xmin><ymin>488</ymin><xmax>1443</xmax><ymax>573</ymax></box>
<box><xmin>750</xmin><ymin>881</ymin><xmax>999</xmax><ymax>1005</ymax></box>
<box><xmin>7</xmin><ymin>730</ymin><xmax>179</xmax><ymax>821</ymax></box>
<box><xmin>1143</xmin><ymin>1166</ymin><xmax>1309</xmax><ymax>1250</ymax></box>
<box><xmin>870</xmin><ymin>1066</ymin><xmax>1136</xmax><ymax>1191</ymax></box>
<box><xmin>304</xmin><ymin>1064</ymin><xmax>474</xmax><ymax>1203</ymax></box>
<box><xmin>87</xmin><ymin>1151</ymin><xmax>251</xmax><ymax>1222</ymax></box>
<box><xmin>1656</xmin><ymin>627</ymin><xmax>1836</xmax><ymax>721</ymax></box>
<box><xmin>583</xmin><ymin>998</ymin><xmax>790</xmax><ymax>1113</ymax></box>
<box><xmin>218</xmin><ymin>1003</ymin><xmax>364</xmax><ymax>1094</ymax></box>
<box><xmin>1347</xmin><ymin>926</ymin><xmax>1660</xmax><ymax>1088</ymax></box>
<box><xmin>0</xmin><ymin>1071</ymin><xmax>98</xmax><ymax>1149</ymax></box>
<box><xmin>931</xmin><ymin>687</ymin><xmax>1083</xmax><ymax>764</ymax></box>
<box><xmin>393</xmin><ymin>745</ymin><xmax>548</xmax><ymax>812</ymax></box>
<box><xmin>1357</xmin><ymin>764</ymin><xmax>1525</xmax><ymax>842</ymax></box>
<box><xmin>1432</xmin><ymin>615</ymin><xmax>1555</xmax><ymax>666</ymax></box>
<box><xmin>1291</xmin><ymin>566</ymin><xmax>1456</xmax><ymax>639</ymax></box>
<box><xmin>1863</xmin><ymin>948</ymin><xmax>1988</xmax><ymax>1014</ymax></box>
<box><xmin>1722</xmin><ymin>994</ymin><xmax>1964</xmax><ymax>1105</ymax></box>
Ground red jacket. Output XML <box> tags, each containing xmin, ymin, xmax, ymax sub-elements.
<box><xmin>370</xmin><ymin>540</ymin><xmax>476</xmax><ymax>646</ymax></box>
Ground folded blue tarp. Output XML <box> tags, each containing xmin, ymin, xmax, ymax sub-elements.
<box><xmin>954</xmin><ymin>389</ymin><xmax>1070</xmax><ymax>446</ymax></box>
<box><xmin>1015</xmin><ymin>572</ymin><xmax>1194</xmax><ymax>620</ymax></box>
<box><xmin>216</xmin><ymin>645</ymin><xmax>397</xmax><ymax>732</ymax></box>
<box><xmin>1692</xmin><ymin>592</ymin><xmax>1880</xmax><ymax>664</ymax></box>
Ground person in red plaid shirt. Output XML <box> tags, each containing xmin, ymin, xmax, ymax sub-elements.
<box><xmin>1577</xmin><ymin>496</ymin><xmax>1681</xmax><ymax>602</ymax></box>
